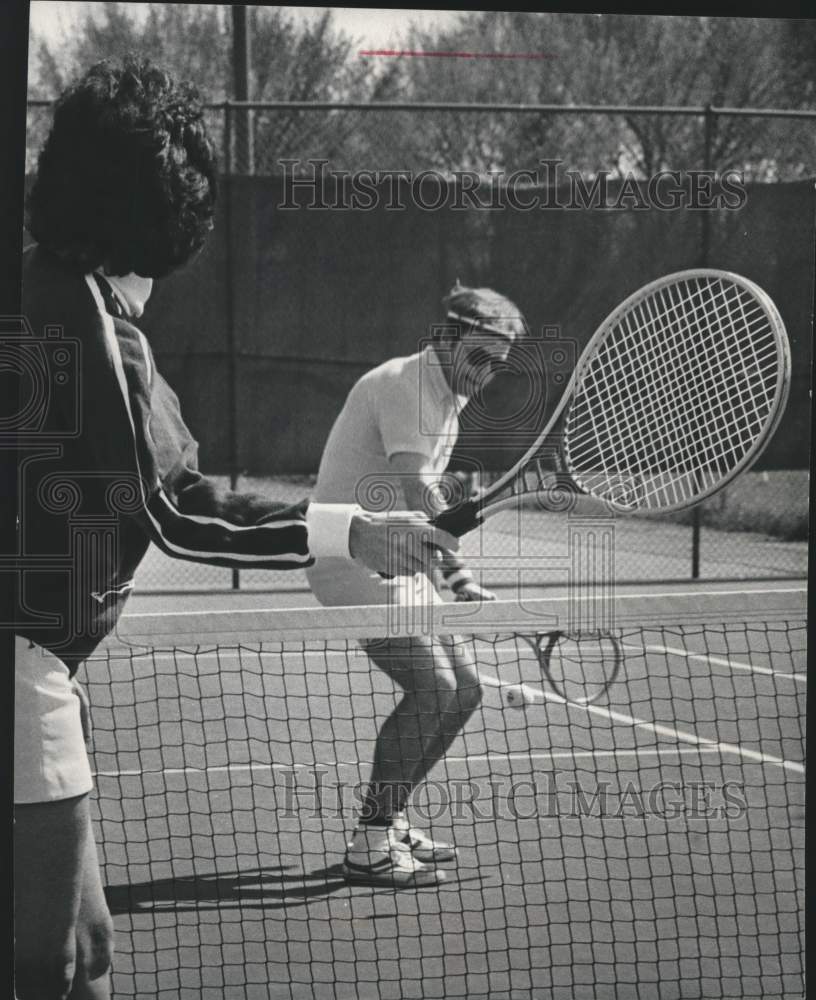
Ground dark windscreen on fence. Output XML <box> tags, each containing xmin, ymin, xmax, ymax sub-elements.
<box><xmin>113</xmin><ymin>176</ymin><xmax>814</xmax><ymax>475</ymax></box>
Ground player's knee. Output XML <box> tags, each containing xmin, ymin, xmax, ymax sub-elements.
<box><xmin>429</xmin><ymin>671</ymin><xmax>459</xmax><ymax>698</ymax></box>
<box><xmin>455</xmin><ymin>671</ymin><xmax>483</xmax><ymax>715</ymax></box>
<box><xmin>15</xmin><ymin>948</ymin><xmax>76</xmax><ymax>1000</ymax></box>
<box><xmin>77</xmin><ymin>913</ymin><xmax>115</xmax><ymax>981</ymax></box>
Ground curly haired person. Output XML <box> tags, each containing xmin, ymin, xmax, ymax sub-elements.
<box><xmin>16</xmin><ymin>57</ymin><xmax>456</xmax><ymax>1000</ymax></box>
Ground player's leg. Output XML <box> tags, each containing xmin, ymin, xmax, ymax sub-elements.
<box><xmin>15</xmin><ymin>797</ymin><xmax>85</xmax><ymax>999</ymax></box>
<box><xmin>70</xmin><ymin>822</ymin><xmax>114</xmax><ymax>999</ymax></box>
<box><xmin>363</xmin><ymin>572</ymin><xmax>482</xmax><ymax>795</ymax></box>
<box><xmin>403</xmin><ymin>634</ymin><xmax>482</xmax><ymax>778</ymax></box>
<box><xmin>305</xmin><ymin>562</ymin><xmax>475</xmax><ymax>883</ymax></box>
<box><xmin>398</xmin><ymin>636</ymin><xmax>482</xmax><ymax>786</ymax></box>
<box><xmin>360</xmin><ymin>635</ymin><xmax>466</xmax><ymax>813</ymax></box>
<box><xmin>14</xmin><ymin>640</ymin><xmax>113</xmax><ymax>999</ymax></box>
<box><xmin>344</xmin><ymin>635</ymin><xmax>481</xmax><ymax>883</ymax></box>
<box><xmin>381</xmin><ymin>634</ymin><xmax>482</xmax><ymax>864</ymax></box>
<box><xmin>14</xmin><ymin>795</ymin><xmax>113</xmax><ymax>999</ymax></box>
<box><xmin>345</xmin><ymin>635</ymin><xmax>456</xmax><ymax>885</ymax></box>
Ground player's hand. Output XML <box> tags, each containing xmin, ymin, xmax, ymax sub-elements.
<box><xmin>349</xmin><ymin>511</ymin><xmax>459</xmax><ymax>577</ymax></box>
<box><xmin>71</xmin><ymin>677</ymin><xmax>93</xmax><ymax>743</ymax></box>
<box><xmin>452</xmin><ymin>580</ymin><xmax>496</xmax><ymax>602</ymax></box>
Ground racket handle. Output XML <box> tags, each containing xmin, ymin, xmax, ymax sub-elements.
<box><xmin>433</xmin><ymin>499</ymin><xmax>481</xmax><ymax>538</ymax></box>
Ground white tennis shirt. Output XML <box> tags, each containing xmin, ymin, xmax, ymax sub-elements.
<box><xmin>314</xmin><ymin>347</ymin><xmax>469</xmax><ymax>507</ymax></box>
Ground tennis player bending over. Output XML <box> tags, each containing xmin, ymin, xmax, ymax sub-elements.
<box><xmin>307</xmin><ymin>285</ymin><xmax>527</xmax><ymax>887</ymax></box>
<box><xmin>15</xmin><ymin>58</ymin><xmax>456</xmax><ymax>1000</ymax></box>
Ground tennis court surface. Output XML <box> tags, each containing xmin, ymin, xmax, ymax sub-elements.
<box><xmin>84</xmin><ymin>585</ymin><xmax>806</xmax><ymax>1000</ymax></box>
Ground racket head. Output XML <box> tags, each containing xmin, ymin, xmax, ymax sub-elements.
<box><xmin>535</xmin><ymin>629</ymin><xmax>622</xmax><ymax>704</ymax></box>
<box><xmin>562</xmin><ymin>269</ymin><xmax>791</xmax><ymax>514</ymax></box>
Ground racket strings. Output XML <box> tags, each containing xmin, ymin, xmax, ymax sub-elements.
<box><xmin>601</xmin><ymin>279</ymin><xmax>777</xmax><ymax>501</ymax></box>
<box><xmin>612</xmin><ymin>284</ymin><xmax>772</xmax><ymax>475</ymax></box>
<box><xmin>578</xmin><ymin>296</ymin><xmax>776</xmax><ymax>435</ymax></box>
<box><xmin>599</xmin><ymin>281</ymin><xmax>775</xmax><ymax>503</ymax></box>
<box><xmin>576</xmin><ymin>344</ymin><xmax>774</xmax><ymax>475</ymax></box>
<box><xmin>600</xmin><ymin>282</ymin><xmax>770</xmax><ymax>448</ymax></box>
<box><xmin>593</xmin><ymin>293</ymin><xmax>713</xmax><ymax>480</ymax></box>
<box><xmin>576</xmin><ymin>287</ymin><xmax>725</xmax><ymax>495</ymax></box>
<box><xmin>594</xmin><ymin>322</ymin><xmax>711</xmax><ymax>506</ymax></box>
<box><xmin>655</xmin><ymin>285</ymin><xmax>773</xmax><ymax>493</ymax></box>
<box><xmin>674</xmin><ymin>283</ymin><xmax>776</xmax><ymax>425</ymax></box>
<box><xmin>659</xmin><ymin>281</ymin><xmax>777</xmax><ymax>447</ymax></box>
<box><xmin>565</xmin><ymin>276</ymin><xmax>783</xmax><ymax>508</ymax></box>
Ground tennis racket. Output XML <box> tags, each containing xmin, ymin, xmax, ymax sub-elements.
<box><xmin>474</xmin><ymin>628</ymin><xmax>621</xmax><ymax>707</ymax></box>
<box><xmin>522</xmin><ymin>629</ymin><xmax>623</xmax><ymax>705</ymax></box>
<box><xmin>434</xmin><ymin>269</ymin><xmax>791</xmax><ymax>537</ymax></box>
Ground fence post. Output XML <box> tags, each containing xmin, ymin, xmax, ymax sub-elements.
<box><xmin>232</xmin><ymin>5</ymin><xmax>254</xmax><ymax>175</ymax></box>
<box><xmin>691</xmin><ymin>103</ymin><xmax>716</xmax><ymax>581</ymax></box>
<box><xmin>224</xmin><ymin>102</ymin><xmax>241</xmax><ymax>591</ymax></box>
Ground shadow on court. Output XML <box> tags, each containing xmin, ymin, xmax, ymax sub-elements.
<box><xmin>105</xmin><ymin>863</ymin><xmax>481</xmax><ymax>915</ymax></box>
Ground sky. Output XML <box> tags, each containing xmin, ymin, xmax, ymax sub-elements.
<box><xmin>29</xmin><ymin>3</ymin><xmax>467</xmax><ymax>50</ymax></box>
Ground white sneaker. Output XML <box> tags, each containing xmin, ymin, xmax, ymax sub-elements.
<box><xmin>343</xmin><ymin>827</ymin><xmax>445</xmax><ymax>887</ymax></box>
<box><xmin>399</xmin><ymin>827</ymin><xmax>458</xmax><ymax>864</ymax></box>
<box><xmin>392</xmin><ymin>811</ymin><xmax>457</xmax><ymax>864</ymax></box>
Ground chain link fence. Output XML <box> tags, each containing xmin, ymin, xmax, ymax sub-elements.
<box><xmin>25</xmin><ymin>100</ymin><xmax>812</xmax><ymax>592</ymax></box>
<box><xmin>129</xmin><ymin>469</ymin><xmax>807</xmax><ymax>594</ymax></box>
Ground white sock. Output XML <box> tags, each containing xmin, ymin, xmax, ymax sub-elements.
<box><xmin>392</xmin><ymin>811</ymin><xmax>409</xmax><ymax>835</ymax></box>
<box><xmin>347</xmin><ymin>823</ymin><xmax>392</xmax><ymax>857</ymax></box>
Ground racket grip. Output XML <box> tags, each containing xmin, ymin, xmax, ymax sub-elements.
<box><xmin>433</xmin><ymin>499</ymin><xmax>481</xmax><ymax>538</ymax></box>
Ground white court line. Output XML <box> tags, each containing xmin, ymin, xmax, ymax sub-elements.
<box><xmin>533</xmin><ymin>686</ymin><xmax>804</xmax><ymax>775</ymax></box>
<box><xmin>92</xmin><ymin>664</ymin><xmax>805</xmax><ymax>777</ymax></box>
<box><xmin>91</xmin><ymin>744</ymin><xmax>726</xmax><ymax>780</ymax></box>
<box><xmin>622</xmin><ymin>641</ymin><xmax>807</xmax><ymax>685</ymax></box>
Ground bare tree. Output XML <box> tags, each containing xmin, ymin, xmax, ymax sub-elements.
<box><xmin>27</xmin><ymin>8</ymin><xmax>815</xmax><ymax>179</ymax></box>
<box><xmin>26</xmin><ymin>3</ymin><xmax>399</xmax><ymax>173</ymax></box>
<box><xmin>391</xmin><ymin>13</ymin><xmax>816</xmax><ymax>179</ymax></box>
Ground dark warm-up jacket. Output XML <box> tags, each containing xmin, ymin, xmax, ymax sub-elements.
<box><xmin>15</xmin><ymin>246</ymin><xmax>313</xmax><ymax>674</ymax></box>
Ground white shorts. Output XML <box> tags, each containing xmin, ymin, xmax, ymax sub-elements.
<box><xmin>14</xmin><ymin>637</ymin><xmax>94</xmax><ymax>805</ymax></box>
<box><xmin>306</xmin><ymin>557</ymin><xmax>444</xmax><ymax>608</ymax></box>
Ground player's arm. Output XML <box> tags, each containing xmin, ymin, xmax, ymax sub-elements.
<box><xmin>147</xmin><ymin>371</ymin><xmax>456</xmax><ymax>575</ymax></box>
<box><xmin>388</xmin><ymin>451</ymin><xmax>493</xmax><ymax>601</ymax></box>
<box><xmin>90</xmin><ymin>311</ymin><xmax>455</xmax><ymax>575</ymax></box>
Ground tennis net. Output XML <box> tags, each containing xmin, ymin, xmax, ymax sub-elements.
<box><xmin>84</xmin><ymin>586</ymin><xmax>806</xmax><ymax>1000</ymax></box>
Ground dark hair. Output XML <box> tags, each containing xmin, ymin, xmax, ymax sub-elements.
<box><xmin>441</xmin><ymin>282</ymin><xmax>527</xmax><ymax>339</ymax></box>
<box><xmin>27</xmin><ymin>56</ymin><xmax>217</xmax><ymax>278</ymax></box>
